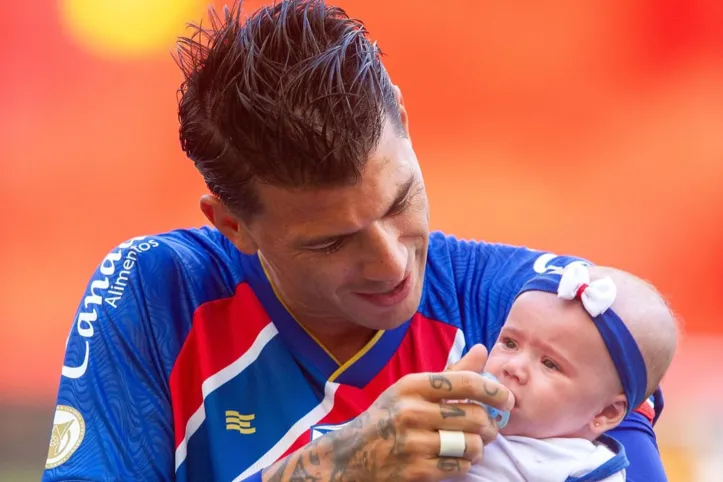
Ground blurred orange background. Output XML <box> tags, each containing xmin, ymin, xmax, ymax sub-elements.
<box><xmin>2</xmin><ymin>0</ymin><xmax>722</xmax><ymax>479</ymax></box>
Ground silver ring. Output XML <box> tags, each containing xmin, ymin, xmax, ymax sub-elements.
<box><xmin>438</xmin><ymin>430</ymin><xmax>466</xmax><ymax>458</ymax></box>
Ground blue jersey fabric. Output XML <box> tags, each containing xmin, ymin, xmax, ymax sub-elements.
<box><xmin>42</xmin><ymin>228</ymin><xmax>667</xmax><ymax>481</ymax></box>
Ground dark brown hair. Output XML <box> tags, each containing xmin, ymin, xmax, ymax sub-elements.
<box><xmin>175</xmin><ymin>0</ymin><xmax>404</xmax><ymax>219</ymax></box>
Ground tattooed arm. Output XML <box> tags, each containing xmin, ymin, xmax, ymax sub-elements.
<box><xmin>256</xmin><ymin>351</ymin><xmax>513</xmax><ymax>482</ymax></box>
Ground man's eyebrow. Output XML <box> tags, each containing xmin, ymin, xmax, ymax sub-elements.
<box><xmin>295</xmin><ymin>231</ymin><xmax>353</xmax><ymax>248</ymax></box>
<box><xmin>294</xmin><ymin>173</ymin><xmax>417</xmax><ymax>248</ymax></box>
<box><xmin>384</xmin><ymin>174</ymin><xmax>416</xmax><ymax>216</ymax></box>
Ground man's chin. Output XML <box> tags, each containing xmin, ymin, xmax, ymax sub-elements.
<box><xmin>347</xmin><ymin>282</ymin><xmax>422</xmax><ymax>329</ymax></box>
<box><xmin>349</xmin><ymin>297</ymin><xmax>420</xmax><ymax>331</ymax></box>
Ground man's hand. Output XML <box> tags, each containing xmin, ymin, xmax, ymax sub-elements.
<box><xmin>261</xmin><ymin>344</ymin><xmax>513</xmax><ymax>482</ymax></box>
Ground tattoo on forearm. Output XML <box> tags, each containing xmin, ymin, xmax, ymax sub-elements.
<box><xmin>289</xmin><ymin>457</ymin><xmax>321</xmax><ymax>482</ymax></box>
<box><xmin>308</xmin><ymin>451</ymin><xmax>320</xmax><ymax>466</ymax></box>
<box><xmin>437</xmin><ymin>458</ymin><xmax>462</xmax><ymax>473</ymax></box>
<box><xmin>326</xmin><ymin>409</ymin><xmax>410</xmax><ymax>481</ymax></box>
<box><xmin>483</xmin><ymin>380</ymin><xmax>499</xmax><ymax>397</ymax></box>
<box><xmin>429</xmin><ymin>374</ymin><xmax>453</xmax><ymax>392</ymax></box>
<box><xmin>270</xmin><ymin>406</ymin><xmax>419</xmax><ymax>481</ymax></box>
<box><xmin>440</xmin><ymin>403</ymin><xmax>465</xmax><ymax>419</ymax></box>
<box><xmin>377</xmin><ymin>412</ymin><xmax>396</xmax><ymax>441</ymax></box>
<box><xmin>264</xmin><ymin>456</ymin><xmax>291</xmax><ymax>482</ymax></box>
<box><xmin>327</xmin><ymin>411</ymin><xmax>381</xmax><ymax>481</ymax></box>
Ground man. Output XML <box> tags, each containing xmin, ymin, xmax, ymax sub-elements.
<box><xmin>43</xmin><ymin>1</ymin><xmax>668</xmax><ymax>481</ymax></box>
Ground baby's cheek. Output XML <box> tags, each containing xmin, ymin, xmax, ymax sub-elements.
<box><xmin>484</xmin><ymin>347</ymin><xmax>503</xmax><ymax>370</ymax></box>
<box><xmin>532</xmin><ymin>386</ymin><xmax>571</xmax><ymax>420</ymax></box>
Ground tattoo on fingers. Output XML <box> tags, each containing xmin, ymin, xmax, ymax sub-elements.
<box><xmin>429</xmin><ymin>374</ymin><xmax>453</xmax><ymax>392</ymax></box>
<box><xmin>482</xmin><ymin>379</ymin><xmax>499</xmax><ymax>397</ymax></box>
<box><xmin>437</xmin><ymin>458</ymin><xmax>462</xmax><ymax>473</ymax></box>
<box><xmin>440</xmin><ymin>403</ymin><xmax>465</xmax><ymax>419</ymax></box>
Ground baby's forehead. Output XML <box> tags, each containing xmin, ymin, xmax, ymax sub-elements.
<box><xmin>509</xmin><ymin>290</ymin><xmax>587</xmax><ymax>327</ymax></box>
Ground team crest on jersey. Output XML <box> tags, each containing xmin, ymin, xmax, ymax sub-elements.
<box><xmin>310</xmin><ymin>421</ymin><xmax>352</xmax><ymax>441</ymax></box>
<box><xmin>225</xmin><ymin>410</ymin><xmax>256</xmax><ymax>434</ymax></box>
<box><xmin>46</xmin><ymin>405</ymin><xmax>86</xmax><ymax>469</ymax></box>
<box><xmin>533</xmin><ymin>253</ymin><xmax>589</xmax><ymax>276</ymax></box>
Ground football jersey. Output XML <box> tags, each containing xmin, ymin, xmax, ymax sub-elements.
<box><xmin>42</xmin><ymin>228</ymin><xmax>666</xmax><ymax>481</ymax></box>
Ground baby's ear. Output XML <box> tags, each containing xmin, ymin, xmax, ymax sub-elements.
<box><xmin>590</xmin><ymin>394</ymin><xmax>627</xmax><ymax>437</ymax></box>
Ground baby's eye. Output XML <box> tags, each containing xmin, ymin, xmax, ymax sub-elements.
<box><xmin>501</xmin><ymin>337</ymin><xmax>517</xmax><ymax>349</ymax></box>
<box><xmin>542</xmin><ymin>359</ymin><xmax>560</xmax><ymax>371</ymax></box>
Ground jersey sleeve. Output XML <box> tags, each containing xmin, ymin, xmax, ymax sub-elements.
<box><xmin>43</xmin><ymin>235</ymin><xmax>185</xmax><ymax>482</ymax></box>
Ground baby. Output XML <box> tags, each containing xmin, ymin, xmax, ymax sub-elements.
<box><xmin>465</xmin><ymin>263</ymin><xmax>678</xmax><ymax>481</ymax></box>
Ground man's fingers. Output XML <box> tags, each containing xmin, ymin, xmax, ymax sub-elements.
<box><xmin>389</xmin><ymin>399</ymin><xmax>491</xmax><ymax>435</ymax></box>
<box><xmin>406</xmin><ymin>456</ymin><xmax>473</xmax><ymax>481</ymax></box>
<box><xmin>432</xmin><ymin>457</ymin><xmax>473</xmax><ymax>478</ymax></box>
<box><xmin>443</xmin><ymin>344</ymin><xmax>516</xmax><ymax>418</ymax></box>
<box><xmin>434</xmin><ymin>431</ymin><xmax>484</xmax><ymax>463</ymax></box>
<box><xmin>434</xmin><ymin>402</ymin><xmax>489</xmax><ymax>434</ymax></box>
<box><xmin>402</xmin><ymin>429</ymin><xmax>482</xmax><ymax>463</ymax></box>
<box><xmin>446</xmin><ymin>344</ymin><xmax>488</xmax><ymax>373</ymax></box>
<box><xmin>404</xmin><ymin>371</ymin><xmax>514</xmax><ymax>411</ymax></box>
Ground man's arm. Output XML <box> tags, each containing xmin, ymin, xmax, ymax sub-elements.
<box><xmin>609</xmin><ymin>390</ymin><xmax>668</xmax><ymax>482</ymax></box>
<box><xmin>43</xmin><ymin>236</ymin><xmax>179</xmax><ymax>481</ymax></box>
<box><xmin>240</xmin><ymin>363</ymin><xmax>516</xmax><ymax>482</ymax></box>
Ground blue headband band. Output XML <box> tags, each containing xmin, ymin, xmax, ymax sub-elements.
<box><xmin>516</xmin><ymin>269</ymin><xmax>648</xmax><ymax>413</ymax></box>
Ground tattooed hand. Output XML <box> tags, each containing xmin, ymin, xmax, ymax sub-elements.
<box><xmin>262</xmin><ymin>344</ymin><xmax>514</xmax><ymax>482</ymax></box>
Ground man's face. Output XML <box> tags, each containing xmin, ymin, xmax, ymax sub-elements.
<box><xmin>247</xmin><ymin>119</ymin><xmax>430</xmax><ymax>331</ymax></box>
<box><xmin>484</xmin><ymin>291</ymin><xmax>623</xmax><ymax>439</ymax></box>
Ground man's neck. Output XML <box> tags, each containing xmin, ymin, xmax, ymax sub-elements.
<box><xmin>259</xmin><ymin>253</ymin><xmax>378</xmax><ymax>365</ymax></box>
<box><xmin>300</xmin><ymin>319</ymin><xmax>378</xmax><ymax>365</ymax></box>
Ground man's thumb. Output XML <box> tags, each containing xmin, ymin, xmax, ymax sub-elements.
<box><xmin>446</xmin><ymin>344</ymin><xmax>488</xmax><ymax>372</ymax></box>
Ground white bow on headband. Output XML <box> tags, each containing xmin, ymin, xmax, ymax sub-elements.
<box><xmin>557</xmin><ymin>264</ymin><xmax>617</xmax><ymax>317</ymax></box>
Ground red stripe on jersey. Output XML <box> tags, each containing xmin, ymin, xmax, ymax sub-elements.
<box><xmin>634</xmin><ymin>399</ymin><xmax>655</xmax><ymax>423</ymax></box>
<box><xmin>169</xmin><ymin>283</ymin><xmax>271</xmax><ymax>448</ymax></box>
<box><xmin>362</xmin><ymin>313</ymin><xmax>460</xmax><ymax>399</ymax></box>
<box><xmin>277</xmin><ymin>314</ymin><xmax>461</xmax><ymax>460</ymax></box>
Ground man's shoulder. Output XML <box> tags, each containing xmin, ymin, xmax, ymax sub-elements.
<box><xmin>426</xmin><ymin>231</ymin><xmax>524</xmax><ymax>264</ymax></box>
<box><xmin>90</xmin><ymin>225</ymin><xmax>253</xmax><ymax>311</ymax></box>
<box><xmin>427</xmin><ymin>231</ymin><xmax>589</xmax><ymax>275</ymax></box>
<box><xmin>132</xmin><ymin>225</ymin><xmax>236</xmax><ymax>266</ymax></box>
<box><xmin>61</xmin><ymin>226</ymin><xmax>256</xmax><ymax>380</ymax></box>
<box><xmin>422</xmin><ymin>232</ymin><xmax>591</xmax><ymax>342</ymax></box>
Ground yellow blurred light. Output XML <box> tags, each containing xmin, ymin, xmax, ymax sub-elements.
<box><xmin>60</xmin><ymin>0</ymin><xmax>205</xmax><ymax>58</ymax></box>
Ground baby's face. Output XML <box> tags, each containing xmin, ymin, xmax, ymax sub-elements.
<box><xmin>484</xmin><ymin>291</ymin><xmax>622</xmax><ymax>439</ymax></box>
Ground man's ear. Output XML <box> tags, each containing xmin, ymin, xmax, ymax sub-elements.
<box><xmin>393</xmin><ymin>84</ymin><xmax>410</xmax><ymax>138</ymax></box>
<box><xmin>199</xmin><ymin>194</ymin><xmax>258</xmax><ymax>254</ymax></box>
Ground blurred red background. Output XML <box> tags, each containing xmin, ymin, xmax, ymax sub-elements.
<box><xmin>1</xmin><ymin>0</ymin><xmax>722</xmax><ymax>478</ymax></box>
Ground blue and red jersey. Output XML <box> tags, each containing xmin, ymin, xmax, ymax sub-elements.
<box><xmin>43</xmin><ymin>228</ymin><xmax>665</xmax><ymax>481</ymax></box>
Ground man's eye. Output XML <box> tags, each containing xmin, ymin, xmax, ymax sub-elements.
<box><xmin>311</xmin><ymin>238</ymin><xmax>345</xmax><ymax>254</ymax></box>
<box><xmin>388</xmin><ymin>199</ymin><xmax>409</xmax><ymax>217</ymax></box>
